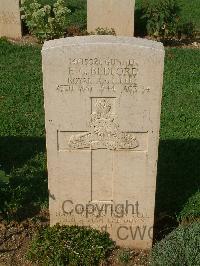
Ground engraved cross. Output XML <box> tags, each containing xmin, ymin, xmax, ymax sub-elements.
<box><xmin>67</xmin><ymin>98</ymin><xmax>139</xmax><ymax>202</ymax></box>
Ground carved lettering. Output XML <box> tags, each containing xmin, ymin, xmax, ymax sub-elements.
<box><xmin>57</xmin><ymin>57</ymin><xmax>140</xmax><ymax>95</ymax></box>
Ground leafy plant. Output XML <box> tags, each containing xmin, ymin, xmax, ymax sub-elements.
<box><xmin>177</xmin><ymin>191</ymin><xmax>200</xmax><ymax>224</ymax></box>
<box><xmin>91</xmin><ymin>27</ymin><xmax>116</xmax><ymax>36</ymax></box>
<box><xmin>118</xmin><ymin>249</ymin><xmax>132</xmax><ymax>265</ymax></box>
<box><xmin>141</xmin><ymin>0</ymin><xmax>180</xmax><ymax>39</ymax></box>
<box><xmin>150</xmin><ymin>222</ymin><xmax>200</xmax><ymax>265</ymax></box>
<box><xmin>21</xmin><ymin>0</ymin><xmax>71</xmax><ymax>42</ymax></box>
<box><xmin>66</xmin><ymin>25</ymin><xmax>87</xmax><ymax>37</ymax></box>
<box><xmin>0</xmin><ymin>170</ymin><xmax>10</xmax><ymax>215</ymax></box>
<box><xmin>0</xmin><ymin>36</ymin><xmax>9</xmax><ymax>44</ymax></box>
<box><xmin>177</xmin><ymin>22</ymin><xmax>197</xmax><ymax>39</ymax></box>
<box><xmin>27</xmin><ymin>224</ymin><xmax>115</xmax><ymax>265</ymax></box>
<box><xmin>0</xmin><ymin>170</ymin><xmax>9</xmax><ymax>184</ymax></box>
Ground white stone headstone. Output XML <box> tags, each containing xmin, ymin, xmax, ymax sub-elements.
<box><xmin>0</xmin><ymin>0</ymin><xmax>22</xmax><ymax>39</ymax></box>
<box><xmin>87</xmin><ymin>0</ymin><xmax>135</xmax><ymax>36</ymax></box>
<box><xmin>42</xmin><ymin>36</ymin><xmax>164</xmax><ymax>249</ymax></box>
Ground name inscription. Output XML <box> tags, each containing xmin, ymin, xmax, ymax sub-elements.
<box><xmin>57</xmin><ymin>57</ymin><xmax>149</xmax><ymax>95</ymax></box>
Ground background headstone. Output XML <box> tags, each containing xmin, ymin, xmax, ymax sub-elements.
<box><xmin>0</xmin><ymin>0</ymin><xmax>22</xmax><ymax>39</ymax></box>
<box><xmin>42</xmin><ymin>36</ymin><xmax>164</xmax><ymax>249</ymax></box>
<box><xmin>87</xmin><ymin>0</ymin><xmax>135</xmax><ymax>36</ymax></box>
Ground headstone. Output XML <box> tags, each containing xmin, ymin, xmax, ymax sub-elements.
<box><xmin>87</xmin><ymin>0</ymin><xmax>135</xmax><ymax>36</ymax></box>
<box><xmin>0</xmin><ymin>0</ymin><xmax>22</xmax><ymax>39</ymax></box>
<box><xmin>42</xmin><ymin>36</ymin><xmax>164</xmax><ymax>249</ymax></box>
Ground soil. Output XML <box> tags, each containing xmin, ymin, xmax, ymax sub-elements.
<box><xmin>0</xmin><ymin>210</ymin><xmax>49</xmax><ymax>266</ymax></box>
<box><xmin>7</xmin><ymin>35</ymin><xmax>41</xmax><ymax>47</ymax></box>
<box><xmin>0</xmin><ymin>209</ymin><xmax>150</xmax><ymax>266</ymax></box>
<box><xmin>106</xmin><ymin>248</ymin><xmax>149</xmax><ymax>266</ymax></box>
<box><xmin>5</xmin><ymin>34</ymin><xmax>200</xmax><ymax>49</ymax></box>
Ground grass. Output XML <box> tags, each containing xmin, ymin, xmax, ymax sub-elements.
<box><xmin>177</xmin><ymin>0</ymin><xmax>200</xmax><ymax>29</ymax></box>
<box><xmin>156</xmin><ymin>48</ymin><xmax>200</xmax><ymax>218</ymax></box>
<box><xmin>0</xmin><ymin>39</ymin><xmax>47</xmax><ymax>218</ymax></box>
<box><xmin>0</xmin><ymin>39</ymin><xmax>200</xmax><ymax>222</ymax></box>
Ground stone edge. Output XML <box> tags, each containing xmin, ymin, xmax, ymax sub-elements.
<box><xmin>42</xmin><ymin>36</ymin><xmax>164</xmax><ymax>53</ymax></box>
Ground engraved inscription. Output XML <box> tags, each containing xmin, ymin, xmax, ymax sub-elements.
<box><xmin>57</xmin><ymin>57</ymin><xmax>140</xmax><ymax>95</ymax></box>
<box><xmin>68</xmin><ymin>99</ymin><xmax>139</xmax><ymax>150</ymax></box>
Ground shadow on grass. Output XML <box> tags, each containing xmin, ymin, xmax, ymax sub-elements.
<box><xmin>0</xmin><ymin>136</ymin><xmax>47</xmax><ymax>221</ymax></box>
<box><xmin>0</xmin><ymin>137</ymin><xmax>199</xmax><ymax>226</ymax></box>
<box><xmin>134</xmin><ymin>8</ymin><xmax>147</xmax><ymax>37</ymax></box>
<box><xmin>154</xmin><ymin>139</ymin><xmax>200</xmax><ymax>241</ymax></box>
<box><xmin>0</xmin><ymin>136</ymin><xmax>46</xmax><ymax>173</ymax></box>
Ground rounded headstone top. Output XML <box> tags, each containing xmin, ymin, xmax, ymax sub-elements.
<box><xmin>42</xmin><ymin>36</ymin><xmax>164</xmax><ymax>52</ymax></box>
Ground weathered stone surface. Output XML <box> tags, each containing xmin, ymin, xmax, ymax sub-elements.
<box><xmin>42</xmin><ymin>36</ymin><xmax>164</xmax><ymax>249</ymax></box>
<box><xmin>87</xmin><ymin>0</ymin><xmax>135</xmax><ymax>36</ymax></box>
<box><xmin>0</xmin><ymin>0</ymin><xmax>22</xmax><ymax>39</ymax></box>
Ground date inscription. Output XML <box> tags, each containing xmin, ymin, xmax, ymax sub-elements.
<box><xmin>57</xmin><ymin>57</ymin><xmax>147</xmax><ymax>95</ymax></box>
